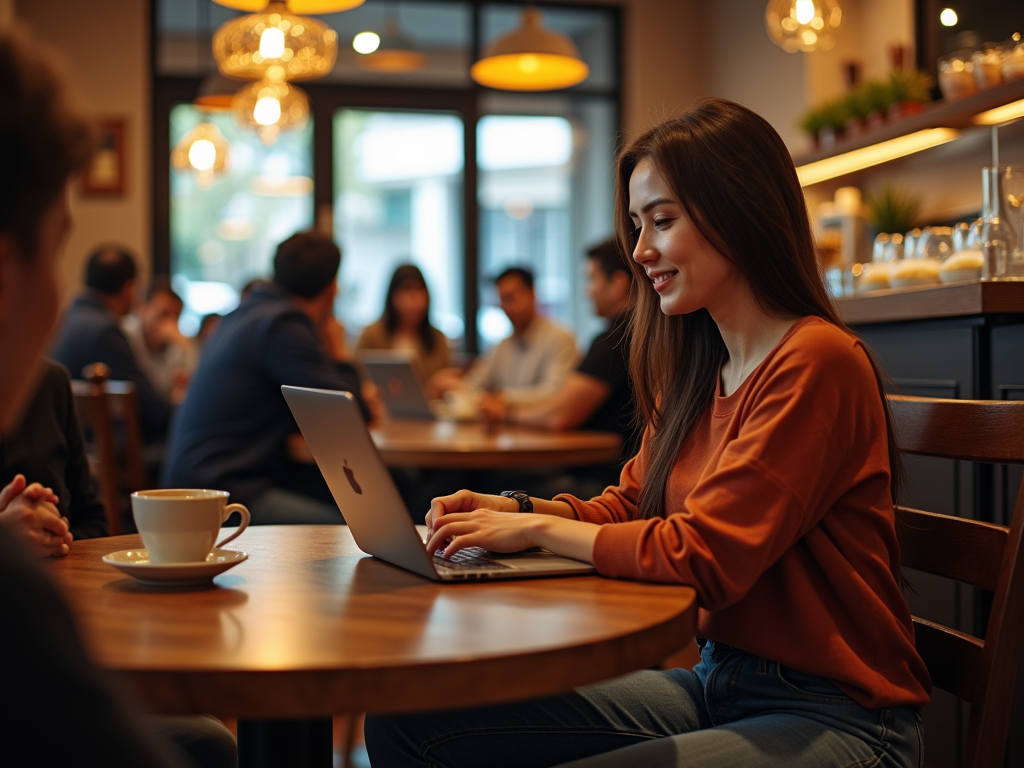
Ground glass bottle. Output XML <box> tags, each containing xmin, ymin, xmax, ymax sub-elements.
<box><xmin>981</xmin><ymin>166</ymin><xmax>1017</xmax><ymax>279</ymax></box>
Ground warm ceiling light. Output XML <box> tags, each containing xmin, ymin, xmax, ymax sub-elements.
<box><xmin>193</xmin><ymin>72</ymin><xmax>242</xmax><ymax>112</ymax></box>
<box><xmin>940</xmin><ymin>8</ymin><xmax>958</xmax><ymax>27</ymax></box>
<box><xmin>765</xmin><ymin>0</ymin><xmax>842</xmax><ymax>53</ymax></box>
<box><xmin>212</xmin><ymin>0</ymin><xmax>365</xmax><ymax>12</ymax></box>
<box><xmin>974</xmin><ymin>98</ymin><xmax>1024</xmax><ymax>125</ymax></box>
<box><xmin>356</xmin><ymin>20</ymin><xmax>425</xmax><ymax>73</ymax></box>
<box><xmin>232</xmin><ymin>78</ymin><xmax>309</xmax><ymax>145</ymax></box>
<box><xmin>213</xmin><ymin>1</ymin><xmax>338</xmax><ymax>82</ymax></box>
<box><xmin>171</xmin><ymin>122</ymin><xmax>230</xmax><ymax>189</ymax></box>
<box><xmin>796</xmin><ymin>128</ymin><xmax>959</xmax><ymax>186</ymax></box>
<box><xmin>471</xmin><ymin>7</ymin><xmax>589</xmax><ymax>91</ymax></box>
<box><xmin>352</xmin><ymin>31</ymin><xmax>380</xmax><ymax>54</ymax></box>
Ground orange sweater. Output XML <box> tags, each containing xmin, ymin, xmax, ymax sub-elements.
<box><xmin>555</xmin><ymin>317</ymin><xmax>930</xmax><ymax>709</ymax></box>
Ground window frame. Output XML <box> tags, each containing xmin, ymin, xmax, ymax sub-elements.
<box><xmin>151</xmin><ymin>0</ymin><xmax>623</xmax><ymax>354</ymax></box>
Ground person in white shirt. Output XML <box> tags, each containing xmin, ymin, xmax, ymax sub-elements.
<box><xmin>121</xmin><ymin>279</ymin><xmax>196</xmax><ymax>403</ymax></box>
<box><xmin>464</xmin><ymin>267</ymin><xmax>578</xmax><ymax>411</ymax></box>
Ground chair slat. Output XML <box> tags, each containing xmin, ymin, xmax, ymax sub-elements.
<box><xmin>913</xmin><ymin>617</ymin><xmax>983</xmax><ymax>703</ymax></box>
<box><xmin>889</xmin><ymin>396</ymin><xmax>1024</xmax><ymax>464</ymax></box>
<box><xmin>896</xmin><ymin>507</ymin><xmax>1007</xmax><ymax>591</ymax></box>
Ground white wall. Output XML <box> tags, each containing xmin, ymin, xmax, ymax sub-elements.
<box><xmin>14</xmin><ymin>0</ymin><xmax>151</xmax><ymax>305</ymax></box>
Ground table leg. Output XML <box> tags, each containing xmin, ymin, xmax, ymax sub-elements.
<box><xmin>237</xmin><ymin>717</ymin><xmax>334</xmax><ymax>768</ymax></box>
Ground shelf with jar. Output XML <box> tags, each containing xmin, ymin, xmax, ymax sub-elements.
<box><xmin>794</xmin><ymin>75</ymin><xmax>1024</xmax><ymax>187</ymax></box>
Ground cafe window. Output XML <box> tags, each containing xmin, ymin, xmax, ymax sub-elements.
<box><xmin>154</xmin><ymin>0</ymin><xmax>621</xmax><ymax>352</ymax></box>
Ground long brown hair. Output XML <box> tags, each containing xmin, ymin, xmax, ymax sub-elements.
<box><xmin>382</xmin><ymin>264</ymin><xmax>437</xmax><ymax>353</ymax></box>
<box><xmin>615</xmin><ymin>98</ymin><xmax>902</xmax><ymax>519</ymax></box>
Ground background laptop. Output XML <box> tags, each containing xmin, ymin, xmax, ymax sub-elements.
<box><xmin>282</xmin><ymin>385</ymin><xmax>595</xmax><ymax>581</ymax></box>
<box><xmin>359</xmin><ymin>351</ymin><xmax>436</xmax><ymax>420</ymax></box>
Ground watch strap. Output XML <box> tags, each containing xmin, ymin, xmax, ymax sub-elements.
<box><xmin>500</xmin><ymin>490</ymin><xmax>533</xmax><ymax>514</ymax></box>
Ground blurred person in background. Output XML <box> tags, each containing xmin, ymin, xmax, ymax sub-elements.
<box><xmin>122</xmin><ymin>278</ymin><xmax>196</xmax><ymax>403</ymax></box>
<box><xmin>162</xmin><ymin>231</ymin><xmax>372</xmax><ymax>525</ymax></box>
<box><xmin>356</xmin><ymin>263</ymin><xmax>455</xmax><ymax>398</ymax></box>
<box><xmin>479</xmin><ymin>240</ymin><xmax>637</xmax><ymax>493</ymax></box>
<box><xmin>50</xmin><ymin>246</ymin><xmax>172</xmax><ymax>443</ymax></box>
<box><xmin>0</xmin><ymin>21</ymin><xmax>234</xmax><ymax>768</ymax></box>
<box><xmin>461</xmin><ymin>267</ymin><xmax>578</xmax><ymax>411</ymax></box>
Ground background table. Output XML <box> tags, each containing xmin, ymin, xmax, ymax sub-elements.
<box><xmin>370</xmin><ymin>419</ymin><xmax>623</xmax><ymax>469</ymax></box>
<box><xmin>50</xmin><ymin>527</ymin><xmax>695</xmax><ymax>765</ymax></box>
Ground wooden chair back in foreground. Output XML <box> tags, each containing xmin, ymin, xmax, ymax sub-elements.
<box><xmin>888</xmin><ymin>395</ymin><xmax>1024</xmax><ymax>768</ymax></box>
<box><xmin>70</xmin><ymin>363</ymin><xmax>148</xmax><ymax>535</ymax></box>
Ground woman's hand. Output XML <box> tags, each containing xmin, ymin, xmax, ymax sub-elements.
<box><xmin>426</xmin><ymin>508</ymin><xmax>600</xmax><ymax>564</ymax></box>
<box><xmin>426</xmin><ymin>508</ymin><xmax>545</xmax><ymax>558</ymax></box>
<box><xmin>425</xmin><ymin>489</ymin><xmax>518</xmax><ymax>537</ymax></box>
<box><xmin>0</xmin><ymin>475</ymin><xmax>72</xmax><ymax>557</ymax></box>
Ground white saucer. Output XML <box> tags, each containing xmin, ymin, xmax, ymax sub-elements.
<box><xmin>102</xmin><ymin>548</ymin><xmax>248</xmax><ymax>587</ymax></box>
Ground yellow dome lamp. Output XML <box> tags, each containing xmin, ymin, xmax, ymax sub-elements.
<box><xmin>171</xmin><ymin>122</ymin><xmax>231</xmax><ymax>189</ymax></box>
<box><xmin>470</xmin><ymin>7</ymin><xmax>589</xmax><ymax>91</ymax></box>
<box><xmin>211</xmin><ymin>0</ymin><xmax>364</xmax><ymax>12</ymax></box>
<box><xmin>232</xmin><ymin>78</ymin><xmax>310</xmax><ymax>145</ymax></box>
<box><xmin>354</xmin><ymin>19</ymin><xmax>426</xmax><ymax>73</ymax></box>
<box><xmin>765</xmin><ymin>0</ymin><xmax>842</xmax><ymax>53</ymax></box>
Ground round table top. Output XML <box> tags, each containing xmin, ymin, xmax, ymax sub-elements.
<box><xmin>370</xmin><ymin>419</ymin><xmax>623</xmax><ymax>469</ymax></box>
<box><xmin>49</xmin><ymin>526</ymin><xmax>696</xmax><ymax>719</ymax></box>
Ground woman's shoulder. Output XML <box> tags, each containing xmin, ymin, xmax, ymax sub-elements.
<box><xmin>770</xmin><ymin>316</ymin><xmax>876</xmax><ymax>384</ymax></box>
<box><xmin>356</xmin><ymin>319</ymin><xmax>389</xmax><ymax>348</ymax></box>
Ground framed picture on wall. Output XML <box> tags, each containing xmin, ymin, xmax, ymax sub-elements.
<box><xmin>81</xmin><ymin>118</ymin><xmax>126</xmax><ymax>196</ymax></box>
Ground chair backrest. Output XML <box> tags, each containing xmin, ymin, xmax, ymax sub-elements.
<box><xmin>70</xmin><ymin>364</ymin><xmax>148</xmax><ymax>535</ymax></box>
<box><xmin>888</xmin><ymin>395</ymin><xmax>1024</xmax><ymax>768</ymax></box>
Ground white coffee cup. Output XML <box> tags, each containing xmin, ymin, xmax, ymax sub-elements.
<box><xmin>130</xmin><ymin>489</ymin><xmax>250</xmax><ymax>565</ymax></box>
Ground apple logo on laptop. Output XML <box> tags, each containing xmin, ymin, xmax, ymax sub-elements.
<box><xmin>387</xmin><ymin>377</ymin><xmax>403</xmax><ymax>397</ymax></box>
<box><xmin>343</xmin><ymin>460</ymin><xmax>362</xmax><ymax>495</ymax></box>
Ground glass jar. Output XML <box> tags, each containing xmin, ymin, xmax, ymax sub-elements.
<box><xmin>1003</xmin><ymin>37</ymin><xmax>1024</xmax><ymax>82</ymax></box>
<box><xmin>972</xmin><ymin>45</ymin><xmax>1003</xmax><ymax>89</ymax></box>
<box><xmin>938</xmin><ymin>50</ymin><xmax>978</xmax><ymax>100</ymax></box>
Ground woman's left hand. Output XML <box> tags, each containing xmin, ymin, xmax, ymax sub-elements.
<box><xmin>426</xmin><ymin>509</ymin><xmax>544</xmax><ymax>559</ymax></box>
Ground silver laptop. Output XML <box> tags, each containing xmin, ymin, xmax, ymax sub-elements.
<box><xmin>282</xmin><ymin>385</ymin><xmax>596</xmax><ymax>581</ymax></box>
<box><xmin>359</xmin><ymin>351</ymin><xmax>435</xmax><ymax>420</ymax></box>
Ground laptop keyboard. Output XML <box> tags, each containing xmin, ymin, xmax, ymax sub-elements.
<box><xmin>433</xmin><ymin>547</ymin><xmax>512</xmax><ymax>571</ymax></box>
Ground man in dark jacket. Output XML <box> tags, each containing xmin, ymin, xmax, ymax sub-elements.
<box><xmin>162</xmin><ymin>231</ymin><xmax>368</xmax><ymax>524</ymax></box>
<box><xmin>50</xmin><ymin>246</ymin><xmax>172</xmax><ymax>442</ymax></box>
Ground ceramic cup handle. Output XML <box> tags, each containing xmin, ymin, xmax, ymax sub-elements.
<box><xmin>215</xmin><ymin>503</ymin><xmax>251</xmax><ymax>549</ymax></box>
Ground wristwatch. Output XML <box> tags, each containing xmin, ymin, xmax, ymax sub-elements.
<box><xmin>500</xmin><ymin>490</ymin><xmax>533</xmax><ymax>514</ymax></box>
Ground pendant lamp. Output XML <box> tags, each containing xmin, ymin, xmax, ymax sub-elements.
<box><xmin>471</xmin><ymin>7</ymin><xmax>588</xmax><ymax>91</ymax></box>
<box><xmin>765</xmin><ymin>0</ymin><xmax>842</xmax><ymax>53</ymax></box>
<box><xmin>193</xmin><ymin>72</ymin><xmax>243</xmax><ymax>112</ymax></box>
<box><xmin>171</xmin><ymin>122</ymin><xmax>230</xmax><ymax>189</ymax></box>
<box><xmin>212</xmin><ymin>0</ymin><xmax>365</xmax><ymax>12</ymax></box>
<box><xmin>232</xmin><ymin>78</ymin><xmax>309</xmax><ymax>145</ymax></box>
<box><xmin>355</xmin><ymin>19</ymin><xmax>426</xmax><ymax>73</ymax></box>
<box><xmin>213</xmin><ymin>1</ymin><xmax>338</xmax><ymax>82</ymax></box>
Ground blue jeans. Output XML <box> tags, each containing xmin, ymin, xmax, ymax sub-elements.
<box><xmin>365</xmin><ymin>640</ymin><xmax>923</xmax><ymax>768</ymax></box>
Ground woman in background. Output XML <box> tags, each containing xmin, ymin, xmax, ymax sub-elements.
<box><xmin>357</xmin><ymin>264</ymin><xmax>452</xmax><ymax>392</ymax></box>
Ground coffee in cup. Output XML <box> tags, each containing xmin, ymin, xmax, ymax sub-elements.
<box><xmin>131</xmin><ymin>489</ymin><xmax>250</xmax><ymax>564</ymax></box>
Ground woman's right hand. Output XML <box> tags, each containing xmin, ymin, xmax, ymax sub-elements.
<box><xmin>425</xmin><ymin>490</ymin><xmax>519</xmax><ymax>540</ymax></box>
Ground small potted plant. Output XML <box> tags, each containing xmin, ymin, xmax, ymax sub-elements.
<box><xmin>886</xmin><ymin>69</ymin><xmax>934</xmax><ymax>121</ymax></box>
<box><xmin>866</xmin><ymin>182</ymin><xmax>921</xmax><ymax>237</ymax></box>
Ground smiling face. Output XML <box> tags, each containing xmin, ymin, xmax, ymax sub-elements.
<box><xmin>627</xmin><ymin>157</ymin><xmax>741</xmax><ymax>317</ymax></box>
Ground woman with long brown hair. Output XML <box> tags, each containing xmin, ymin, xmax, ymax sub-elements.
<box><xmin>365</xmin><ymin>99</ymin><xmax>928</xmax><ymax>767</ymax></box>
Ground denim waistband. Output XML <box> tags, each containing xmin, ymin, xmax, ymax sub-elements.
<box><xmin>695</xmin><ymin>637</ymin><xmax>739</xmax><ymax>663</ymax></box>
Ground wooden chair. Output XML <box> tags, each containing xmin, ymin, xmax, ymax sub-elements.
<box><xmin>71</xmin><ymin>363</ymin><xmax>148</xmax><ymax>535</ymax></box>
<box><xmin>888</xmin><ymin>395</ymin><xmax>1024</xmax><ymax>768</ymax></box>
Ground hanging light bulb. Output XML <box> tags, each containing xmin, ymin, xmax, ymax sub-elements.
<box><xmin>352</xmin><ymin>31</ymin><xmax>380</xmax><ymax>55</ymax></box>
<box><xmin>171</xmin><ymin>122</ymin><xmax>230</xmax><ymax>189</ymax></box>
<box><xmin>232</xmin><ymin>78</ymin><xmax>309</xmax><ymax>145</ymax></box>
<box><xmin>471</xmin><ymin>7</ymin><xmax>588</xmax><ymax>91</ymax></box>
<box><xmin>211</xmin><ymin>0</ymin><xmax>365</xmax><ymax>12</ymax></box>
<box><xmin>765</xmin><ymin>0</ymin><xmax>842</xmax><ymax>53</ymax></box>
<box><xmin>213</xmin><ymin>1</ymin><xmax>338</xmax><ymax>82</ymax></box>
<box><xmin>355</xmin><ymin>19</ymin><xmax>426</xmax><ymax>73</ymax></box>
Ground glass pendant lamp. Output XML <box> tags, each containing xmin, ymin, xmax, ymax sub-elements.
<box><xmin>765</xmin><ymin>0</ymin><xmax>842</xmax><ymax>53</ymax></box>
<box><xmin>171</xmin><ymin>122</ymin><xmax>230</xmax><ymax>189</ymax></box>
<box><xmin>355</xmin><ymin>18</ymin><xmax>426</xmax><ymax>73</ymax></box>
<box><xmin>213</xmin><ymin>0</ymin><xmax>338</xmax><ymax>82</ymax></box>
<box><xmin>232</xmin><ymin>78</ymin><xmax>309</xmax><ymax>145</ymax></box>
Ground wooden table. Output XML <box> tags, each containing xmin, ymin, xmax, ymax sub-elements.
<box><xmin>369</xmin><ymin>419</ymin><xmax>623</xmax><ymax>469</ymax></box>
<box><xmin>50</xmin><ymin>526</ymin><xmax>696</xmax><ymax>766</ymax></box>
